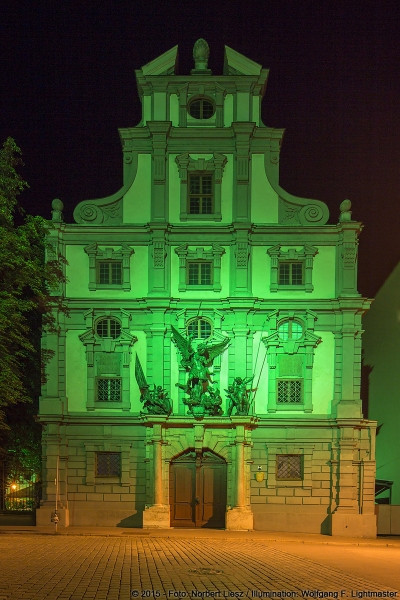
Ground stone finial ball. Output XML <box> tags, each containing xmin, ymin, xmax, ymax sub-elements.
<box><xmin>52</xmin><ymin>198</ymin><xmax>64</xmax><ymax>211</ymax></box>
<box><xmin>340</xmin><ymin>199</ymin><xmax>352</xmax><ymax>212</ymax></box>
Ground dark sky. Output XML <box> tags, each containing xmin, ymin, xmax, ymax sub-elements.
<box><xmin>1</xmin><ymin>1</ymin><xmax>400</xmax><ymax>298</ymax></box>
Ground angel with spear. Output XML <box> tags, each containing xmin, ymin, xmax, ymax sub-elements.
<box><xmin>171</xmin><ymin>325</ymin><xmax>229</xmax><ymax>417</ymax></box>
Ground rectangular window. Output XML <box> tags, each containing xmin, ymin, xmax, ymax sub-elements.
<box><xmin>96</xmin><ymin>452</ymin><xmax>121</xmax><ymax>477</ymax></box>
<box><xmin>96</xmin><ymin>378</ymin><xmax>122</xmax><ymax>402</ymax></box>
<box><xmin>188</xmin><ymin>174</ymin><xmax>213</xmax><ymax>214</ymax></box>
<box><xmin>278</xmin><ymin>262</ymin><xmax>304</xmax><ymax>286</ymax></box>
<box><xmin>276</xmin><ymin>454</ymin><xmax>302</xmax><ymax>480</ymax></box>
<box><xmin>277</xmin><ymin>379</ymin><xmax>303</xmax><ymax>404</ymax></box>
<box><xmin>187</xmin><ymin>261</ymin><xmax>212</xmax><ymax>286</ymax></box>
<box><xmin>97</xmin><ymin>261</ymin><xmax>122</xmax><ymax>285</ymax></box>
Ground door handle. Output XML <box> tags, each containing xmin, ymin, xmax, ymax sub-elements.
<box><xmin>195</xmin><ymin>496</ymin><xmax>200</xmax><ymax>505</ymax></box>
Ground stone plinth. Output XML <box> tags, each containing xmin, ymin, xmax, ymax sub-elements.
<box><xmin>330</xmin><ymin>513</ymin><xmax>376</xmax><ymax>538</ymax></box>
<box><xmin>142</xmin><ymin>504</ymin><xmax>170</xmax><ymax>529</ymax></box>
<box><xmin>226</xmin><ymin>507</ymin><xmax>253</xmax><ymax>531</ymax></box>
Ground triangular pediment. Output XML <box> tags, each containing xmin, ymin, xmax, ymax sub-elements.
<box><xmin>223</xmin><ymin>46</ymin><xmax>262</xmax><ymax>76</ymax></box>
<box><xmin>141</xmin><ymin>45</ymin><xmax>178</xmax><ymax>76</ymax></box>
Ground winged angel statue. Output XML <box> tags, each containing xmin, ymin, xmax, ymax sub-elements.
<box><xmin>171</xmin><ymin>325</ymin><xmax>230</xmax><ymax>417</ymax></box>
<box><xmin>135</xmin><ymin>355</ymin><xmax>172</xmax><ymax>416</ymax></box>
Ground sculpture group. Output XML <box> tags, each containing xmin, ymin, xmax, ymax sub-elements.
<box><xmin>135</xmin><ymin>325</ymin><xmax>255</xmax><ymax>418</ymax></box>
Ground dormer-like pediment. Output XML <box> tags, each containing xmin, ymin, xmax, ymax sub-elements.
<box><xmin>140</xmin><ymin>45</ymin><xmax>178</xmax><ymax>76</ymax></box>
<box><xmin>223</xmin><ymin>45</ymin><xmax>262</xmax><ymax>76</ymax></box>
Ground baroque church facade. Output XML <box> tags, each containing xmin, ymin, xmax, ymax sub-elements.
<box><xmin>37</xmin><ymin>40</ymin><xmax>376</xmax><ymax>536</ymax></box>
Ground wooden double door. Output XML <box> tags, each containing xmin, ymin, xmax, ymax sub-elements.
<box><xmin>169</xmin><ymin>450</ymin><xmax>227</xmax><ymax>528</ymax></box>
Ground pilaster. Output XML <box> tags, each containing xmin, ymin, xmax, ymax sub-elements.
<box><xmin>232</xmin><ymin>122</ymin><xmax>255</xmax><ymax>222</ymax></box>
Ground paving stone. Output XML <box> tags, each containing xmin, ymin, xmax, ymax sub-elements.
<box><xmin>0</xmin><ymin>535</ymin><xmax>397</xmax><ymax>600</ymax></box>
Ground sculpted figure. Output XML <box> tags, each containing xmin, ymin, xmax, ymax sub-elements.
<box><xmin>135</xmin><ymin>355</ymin><xmax>172</xmax><ymax>416</ymax></box>
<box><xmin>226</xmin><ymin>376</ymin><xmax>256</xmax><ymax>417</ymax></box>
<box><xmin>171</xmin><ymin>325</ymin><xmax>229</xmax><ymax>417</ymax></box>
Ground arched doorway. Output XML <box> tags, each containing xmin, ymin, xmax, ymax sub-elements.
<box><xmin>169</xmin><ymin>449</ymin><xmax>227</xmax><ymax>528</ymax></box>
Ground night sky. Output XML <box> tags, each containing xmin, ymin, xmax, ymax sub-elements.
<box><xmin>2</xmin><ymin>1</ymin><xmax>400</xmax><ymax>298</ymax></box>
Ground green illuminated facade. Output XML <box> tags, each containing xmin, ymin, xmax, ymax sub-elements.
<box><xmin>37</xmin><ymin>41</ymin><xmax>376</xmax><ymax>536</ymax></box>
<box><xmin>363</xmin><ymin>265</ymin><xmax>400</xmax><ymax>513</ymax></box>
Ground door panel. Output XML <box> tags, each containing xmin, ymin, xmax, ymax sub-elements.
<box><xmin>170</xmin><ymin>464</ymin><xmax>195</xmax><ymax>527</ymax></box>
<box><xmin>170</xmin><ymin>451</ymin><xmax>227</xmax><ymax>528</ymax></box>
<box><xmin>201</xmin><ymin>464</ymin><xmax>226</xmax><ymax>528</ymax></box>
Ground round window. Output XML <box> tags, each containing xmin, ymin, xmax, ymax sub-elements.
<box><xmin>188</xmin><ymin>98</ymin><xmax>215</xmax><ymax>120</ymax></box>
<box><xmin>187</xmin><ymin>317</ymin><xmax>212</xmax><ymax>340</ymax></box>
<box><xmin>96</xmin><ymin>318</ymin><xmax>121</xmax><ymax>339</ymax></box>
<box><xmin>278</xmin><ymin>320</ymin><xmax>303</xmax><ymax>341</ymax></box>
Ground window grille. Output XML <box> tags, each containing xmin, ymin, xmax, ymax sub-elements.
<box><xmin>187</xmin><ymin>318</ymin><xmax>212</xmax><ymax>339</ymax></box>
<box><xmin>96</xmin><ymin>378</ymin><xmax>122</xmax><ymax>402</ymax></box>
<box><xmin>277</xmin><ymin>320</ymin><xmax>303</xmax><ymax>341</ymax></box>
<box><xmin>187</xmin><ymin>261</ymin><xmax>212</xmax><ymax>285</ymax></box>
<box><xmin>96</xmin><ymin>452</ymin><xmax>121</xmax><ymax>477</ymax></box>
<box><xmin>189</xmin><ymin>175</ymin><xmax>213</xmax><ymax>214</ymax></box>
<box><xmin>276</xmin><ymin>455</ymin><xmax>302</xmax><ymax>480</ymax></box>
<box><xmin>277</xmin><ymin>379</ymin><xmax>303</xmax><ymax>403</ymax></box>
<box><xmin>278</xmin><ymin>262</ymin><xmax>304</xmax><ymax>286</ymax></box>
<box><xmin>96</xmin><ymin>318</ymin><xmax>121</xmax><ymax>339</ymax></box>
<box><xmin>97</xmin><ymin>261</ymin><xmax>122</xmax><ymax>285</ymax></box>
<box><xmin>189</xmin><ymin>99</ymin><xmax>214</xmax><ymax>119</ymax></box>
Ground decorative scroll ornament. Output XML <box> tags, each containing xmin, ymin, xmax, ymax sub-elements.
<box><xmin>75</xmin><ymin>199</ymin><xmax>122</xmax><ymax>225</ymax></box>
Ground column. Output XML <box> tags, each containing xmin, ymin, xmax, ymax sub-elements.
<box><xmin>226</xmin><ymin>422</ymin><xmax>254</xmax><ymax>531</ymax></box>
<box><xmin>142</xmin><ymin>421</ymin><xmax>170</xmax><ymax>529</ymax></box>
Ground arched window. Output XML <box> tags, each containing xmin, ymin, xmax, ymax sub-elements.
<box><xmin>96</xmin><ymin>318</ymin><xmax>121</xmax><ymax>339</ymax></box>
<box><xmin>187</xmin><ymin>317</ymin><xmax>212</xmax><ymax>340</ymax></box>
<box><xmin>277</xmin><ymin>320</ymin><xmax>303</xmax><ymax>341</ymax></box>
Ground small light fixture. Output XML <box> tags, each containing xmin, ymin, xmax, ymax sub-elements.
<box><xmin>255</xmin><ymin>466</ymin><xmax>264</xmax><ymax>482</ymax></box>
<box><xmin>11</xmin><ymin>484</ymin><xmax>17</xmax><ymax>490</ymax></box>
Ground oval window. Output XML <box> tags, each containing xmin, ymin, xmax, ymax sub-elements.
<box><xmin>278</xmin><ymin>320</ymin><xmax>303</xmax><ymax>341</ymax></box>
<box><xmin>188</xmin><ymin>98</ymin><xmax>215</xmax><ymax>119</ymax></box>
<box><xmin>96</xmin><ymin>318</ymin><xmax>121</xmax><ymax>339</ymax></box>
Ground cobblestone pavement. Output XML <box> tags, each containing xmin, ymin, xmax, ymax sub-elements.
<box><xmin>0</xmin><ymin>535</ymin><xmax>398</xmax><ymax>600</ymax></box>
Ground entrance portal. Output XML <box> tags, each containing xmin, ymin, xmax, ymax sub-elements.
<box><xmin>169</xmin><ymin>450</ymin><xmax>227</xmax><ymax>528</ymax></box>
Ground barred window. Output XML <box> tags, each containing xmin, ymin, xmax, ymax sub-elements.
<box><xmin>187</xmin><ymin>317</ymin><xmax>212</xmax><ymax>340</ymax></box>
<box><xmin>96</xmin><ymin>378</ymin><xmax>122</xmax><ymax>402</ymax></box>
<box><xmin>277</xmin><ymin>379</ymin><xmax>303</xmax><ymax>404</ymax></box>
<box><xmin>188</xmin><ymin>98</ymin><xmax>215</xmax><ymax>119</ymax></box>
<box><xmin>96</xmin><ymin>318</ymin><xmax>121</xmax><ymax>339</ymax></box>
<box><xmin>96</xmin><ymin>452</ymin><xmax>121</xmax><ymax>477</ymax></box>
<box><xmin>276</xmin><ymin>455</ymin><xmax>302</xmax><ymax>480</ymax></box>
<box><xmin>278</xmin><ymin>320</ymin><xmax>303</xmax><ymax>341</ymax></box>
<box><xmin>279</xmin><ymin>262</ymin><xmax>304</xmax><ymax>286</ymax></box>
<box><xmin>187</xmin><ymin>261</ymin><xmax>212</xmax><ymax>286</ymax></box>
<box><xmin>97</xmin><ymin>261</ymin><xmax>122</xmax><ymax>285</ymax></box>
<box><xmin>189</xmin><ymin>175</ymin><xmax>213</xmax><ymax>214</ymax></box>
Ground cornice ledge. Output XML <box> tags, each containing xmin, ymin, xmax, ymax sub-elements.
<box><xmin>73</xmin><ymin>153</ymin><xmax>138</xmax><ymax>225</ymax></box>
<box><xmin>264</xmin><ymin>148</ymin><xmax>330</xmax><ymax>226</ymax></box>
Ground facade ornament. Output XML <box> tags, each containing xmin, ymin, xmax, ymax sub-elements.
<box><xmin>135</xmin><ymin>355</ymin><xmax>171</xmax><ymax>416</ymax></box>
<box><xmin>226</xmin><ymin>377</ymin><xmax>256</xmax><ymax>416</ymax></box>
<box><xmin>171</xmin><ymin>325</ymin><xmax>229</xmax><ymax>418</ymax></box>
<box><xmin>193</xmin><ymin>38</ymin><xmax>210</xmax><ymax>71</ymax></box>
<box><xmin>339</xmin><ymin>199</ymin><xmax>352</xmax><ymax>222</ymax></box>
<box><xmin>51</xmin><ymin>198</ymin><xmax>64</xmax><ymax>223</ymax></box>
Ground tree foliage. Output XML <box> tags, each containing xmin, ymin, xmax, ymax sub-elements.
<box><xmin>0</xmin><ymin>138</ymin><xmax>66</xmax><ymax>455</ymax></box>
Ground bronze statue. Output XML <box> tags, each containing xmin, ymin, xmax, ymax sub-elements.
<box><xmin>135</xmin><ymin>355</ymin><xmax>172</xmax><ymax>416</ymax></box>
<box><xmin>171</xmin><ymin>325</ymin><xmax>229</xmax><ymax>417</ymax></box>
<box><xmin>226</xmin><ymin>376</ymin><xmax>256</xmax><ymax>416</ymax></box>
